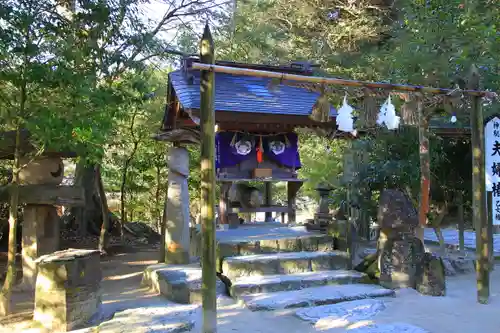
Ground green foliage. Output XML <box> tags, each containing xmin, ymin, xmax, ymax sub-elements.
<box><xmin>0</xmin><ymin>0</ymin><xmax>496</xmax><ymax>232</ymax></box>
<box><xmin>215</xmin><ymin>0</ymin><xmax>499</xmax><ymax>221</ymax></box>
<box><xmin>348</xmin><ymin>127</ymin><xmax>472</xmax><ymax>219</ymax></box>
<box><xmin>0</xmin><ymin>1</ymin><xmax>132</xmax><ymax>161</ymax></box>
<box><xmin>101</xmin><ymin>69</ymin><xmax>168</xmax><ymax>227</ymax></box>
<box><xmin>367</xmin><ymin>0</ymin><xmax>498</xmax><ymax>89</ymax></box>
<box><xmin>297</xmin><ymin>131</ymin><xmax>346</xmax><ymax>199</ymax></box>
<box><xmin>216</xmin><ymin>0</ymin><xmax>392</xmax><ymax>69</ymax></box>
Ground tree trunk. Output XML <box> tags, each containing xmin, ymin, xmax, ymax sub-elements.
<box><xmin>119</xmin><ymin>162</ymin><xmax>127</xmax><ymax>242</ymax></box>
<box><xmin>417</xmin><ymin>98</ymin><xmax>429</xmax><ymax>242</ymax></box>
<box><xmin>97</xmin><ymin>165</ymin><xmax>110</xmax><ymax>252</ymax></box>
<box><xmin>155</xmin><ymin>165</ymin><xmax>162</xmax><ymax>232</ymax></box>
<box><xmin>431</xmin><ymin>202</ymin><xmax>449</xmax><ymax>255</ymax></box>
<box><xmin>0</xmin><ymin>127</ymin><xmax>21</xmax><ymax>316</ymax></box>
<box><xmin>159</xmin><ymin>193</ymin><xmax>168</xmax><ymax>263</ymax></box>
<box><xmin>457</xmin><ymin>191</ymin><xmax>465</xmax><ymax>252</ymax></box>
<box><xmin>119</xmin><ymin>110</ymin><xmax>140</xmax><ymax>243</ymax></box>
<box><xmin>70</xmin><ymin>161</ymin><xmax>110</xmax><ymax>236</ymax></box>
<box><xmin>72</xmin><ymin>161</ymin><xmax>99</xmax><ymax>235</ymax></box>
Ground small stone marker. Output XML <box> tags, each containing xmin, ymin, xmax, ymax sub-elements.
<box><xmin>416</xmin><ymin>252</ymin><xmax>446</xmax><ymax>296</ymax></box>
<box><xmin>34</xmin><ymin>249</ymin><xmax>102</xmax><ymax>332</ymax></box>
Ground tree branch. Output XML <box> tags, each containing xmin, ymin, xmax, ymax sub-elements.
<box><xmin>110</xmin><ymin>0</ymin><xmax>226</xmax><ymax>78</ymax></box>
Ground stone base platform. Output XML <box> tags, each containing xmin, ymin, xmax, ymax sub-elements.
<box><xmin>142</xmin><ymin>264</ymin><xmax>226</xmax><ymax>304</ymax></box>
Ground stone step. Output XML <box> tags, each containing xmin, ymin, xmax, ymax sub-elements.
<box><xmin>190</xmin><ymin>226</ymin><xmax>335</xmax><ymax>272</ymax></box>
<box><xmin>239</xmin><ymin>284</ymin><xmax>395</xmax><ymax>311</ymax></box>
<box><xmin>230</xmin><ymin>270</ymin><xmax>370</xmax><ymax>298</ymax></box>
<box><xmin>92</xmin><ymin>304</ymin><xmax>199</xmax><ymax>333</ymax></box>
<box><xmin>222</xmin><ymin>251</ymin><xmax>350</xmax><ymax>280</ymax></box>
<box><xmin>142</xmin><ymin>264</ymin><xmax>226</xmax><ymax>304</ymax></box>
<box><xmin>295</xmin><ymin>298</ymin><xmax>387</xmax><ymax>329</ymax></box>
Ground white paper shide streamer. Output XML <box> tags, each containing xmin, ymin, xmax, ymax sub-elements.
<box><xmin>336</xmin><ymin>95</ymin><xmax>354</xmax><ymax>132</ymax></box>
<box><xmin>377</xmin><ymin>96</ymin><xmax>400</xmax><ymax>130</ymax></box>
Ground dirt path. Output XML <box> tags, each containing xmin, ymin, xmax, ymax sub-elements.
<box><xmin>0</xmin><ymin>246</ymin><xmax>161</xmax><ymax>332</ymax></box>
<box><xmin>3</xmin><ymin>247</ymin><xmax>500</xmax><ymax>333</ymax></box>
<box><xmin>209</xmin><ymin>267</ymin><xmax>500</xmax><ymax>333</ymax></box>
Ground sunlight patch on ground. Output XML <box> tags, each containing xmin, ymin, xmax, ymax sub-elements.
<box><xmin>217</xmin><ymin>311</ymin><xmax>241</xmax><ymax>319</ymax></box>
<box><xmin>346</xmin><ymin>322</ymin><xmax>430</xmax><ymax>333</ymax></box>
<box><xmin>104</xmin><ymin>272</ymin><xmax>142</xmax><ymax>281</ymax></box>
<box><xmin>124</xmin><ymin>260</ymin><xmax>157</xmax><ymax>266</ymax></box>
<box><xmin>103</xmin><ymin>293</ymin><xmax>156</xmax><ymax>305</ymax></box>
<box><xmin>345</xmin><ymin>320</ymin><xmax>376</xmax><ymax>330</ymax></box>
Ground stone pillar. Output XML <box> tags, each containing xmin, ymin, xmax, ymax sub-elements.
<box><xmin>20</xmin><ymin>156</ymin><xmax>64</xmax><ymax>289</ymax></box>
<box><xmin>165</xmin><ymin>146</ymin><xmax>190</xmax><ymax>264</ymax></box>
<box><xmin>34</xmin><ymin>249</ymin><xmax>102</xmax><ymax>332</ymax></box>
<box><xmin>22</xmin><ymin>205</ymin><xmax>60</xmax><ymax>288</ymax></box>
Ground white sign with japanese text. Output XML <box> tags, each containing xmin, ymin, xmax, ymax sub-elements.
<box><xmin>485</xmin><ymin>116</ymin><xmax>500</xmax><ymax>225</ymax></box>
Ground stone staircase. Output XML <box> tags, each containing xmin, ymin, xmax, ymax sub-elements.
<box><xmin>143</xmin><ymin>225</ymin><xmax>395</xmax><ymax>314</ymax></box>
<box><xmin>218</xmin><ymin>234</ymin><xmax>394</xmax><ymax>312</ymax></box>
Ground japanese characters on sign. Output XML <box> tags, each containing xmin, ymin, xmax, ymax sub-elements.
<box><xmin>485</xmin><ymin>116</ymin><xmax>500</xmax><ymax>225</ymax></box>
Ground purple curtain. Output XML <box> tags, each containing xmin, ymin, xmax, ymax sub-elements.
<box><xmin>215</xmin><ymin>132</ymin><xmax>254</xmax><ymax>168</ymax></box>
<box><xmin>215</xmin><ymin>131</ymin><xmax>301</xmax><ymax>169</ymax></box>
<box><xmin>263</xmin><ymin>133</ymin><xmax>301</xmax><ymax>169</ymax></box>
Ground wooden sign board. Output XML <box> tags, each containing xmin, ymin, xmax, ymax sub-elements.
<box><xmin>485</xmin><ymin>115</ymin><xmax>500</xmax><ymax>225</ymax></box>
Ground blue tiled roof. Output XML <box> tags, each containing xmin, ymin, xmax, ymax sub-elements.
<box><xmin>169</xmin><ymin>70</ymin><xmax>337</xmax><ymax>117</ymax></box>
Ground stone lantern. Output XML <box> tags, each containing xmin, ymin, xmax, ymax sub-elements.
<box><xmin>0</xmin><ymin>129</ymin><xmax>85</xmax><ymax>290</ymax></box>
<box><xmin>314</xmin><ymin>183</ymin><xmax>334</xmax><ymax>225</ymax></box>
<box><xmin>305</xmin><ymin>183</ymin><xmax>334</xmax><ymax>232</ymax></box>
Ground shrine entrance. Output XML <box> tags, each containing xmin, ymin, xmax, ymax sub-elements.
<box><xmin>152</xmin><ymin>25</ymin><xmax>498</xmax><ymax>333</ymax></box>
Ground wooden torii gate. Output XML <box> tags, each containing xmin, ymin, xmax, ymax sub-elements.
<box><xmin>197</xmin><ymin>24</ymin><xmax>497</xmax><ymax>332</ymax></box>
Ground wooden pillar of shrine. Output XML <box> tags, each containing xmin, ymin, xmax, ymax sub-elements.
<box><xmin>218</xmin><ymin>182</ymin><xmax>239</xmax><ymax>229</ymax></box>
<box><xmin>264</xmin><ymin>182</ymin><xmax>272</xmax><ymax>222</ymax></box>
<box><xmin>218</xmin><ymin>183</ymin><xmax>230</xmax><ymax>225</ymax></box>
<box><xmin>287</xmin><ymin>181</ymin><xmax>303</xmax><ymax>224</ymax></box>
